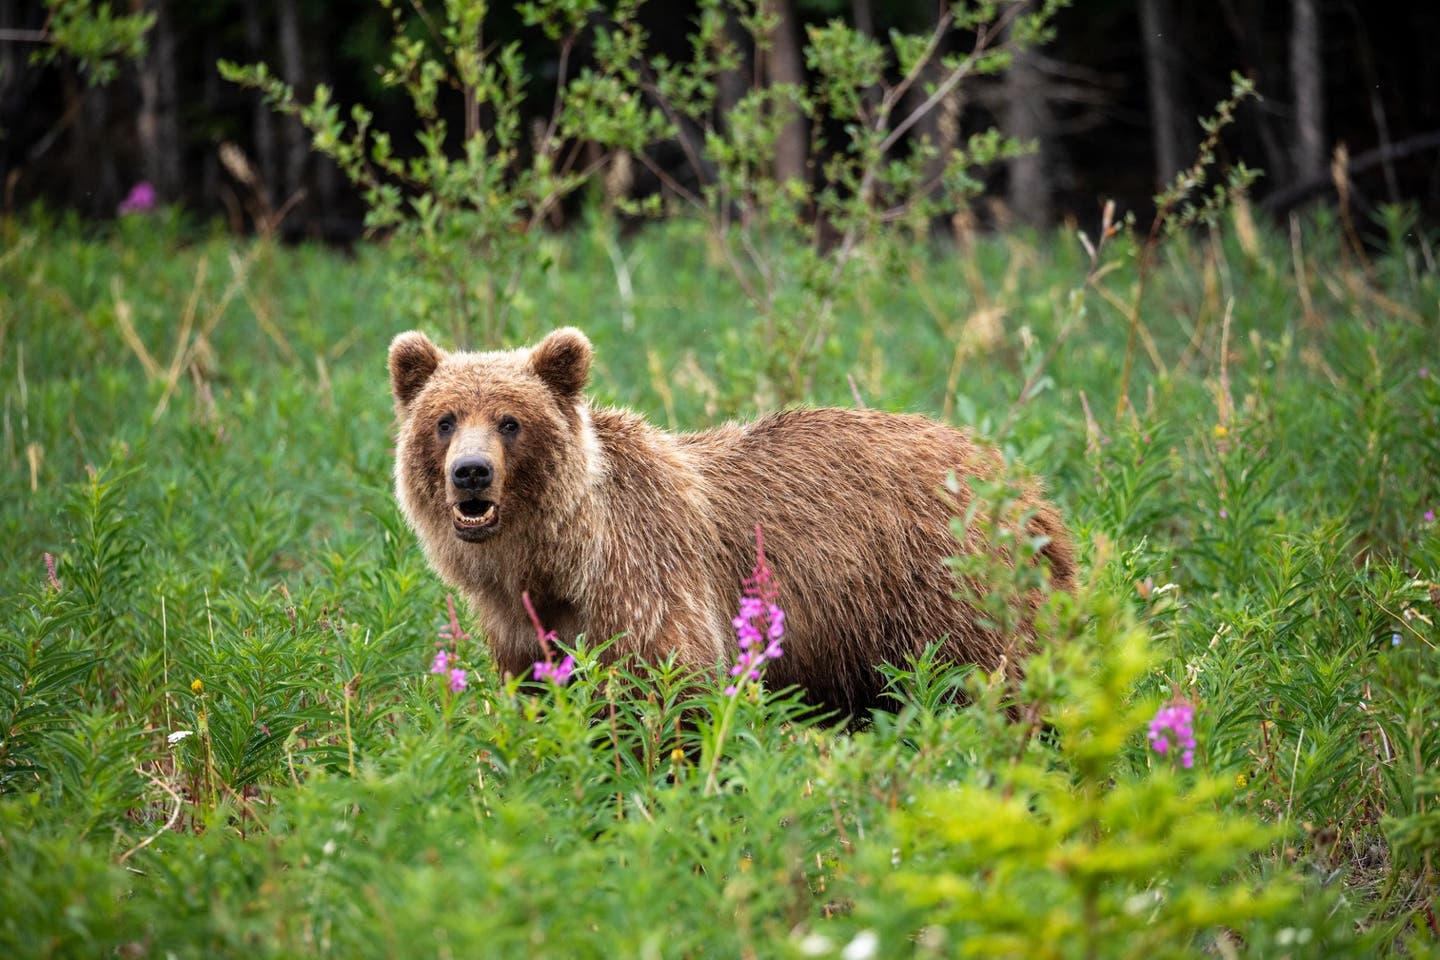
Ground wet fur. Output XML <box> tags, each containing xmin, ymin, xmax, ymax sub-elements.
<box><xmin>390</xmin><ymin>328</ymin><xmax>1076</xmax><ymax>715</ymax></box>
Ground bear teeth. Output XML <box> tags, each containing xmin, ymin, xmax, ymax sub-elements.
<box><xmin>452</xmin><ymin>501</ymin><xmax>498</xmax><ymax>528</ymax></box>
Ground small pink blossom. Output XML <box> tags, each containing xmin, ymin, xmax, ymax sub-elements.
<box><xmin>726</xmin><ymin>526</ymin><xmax>785</xmax><ymax>696</ymax></box>
<box><xmin>533</xmin><ymin>654</ymin><xmax>576</xmax><ymax>685</ymax></box>
<box><xmin>438</xmin><ymin>594</ymin><xmax>471</xmax><ymax>642</ymax></box>
<box><xmin>447</xmin><ymin>667</ymin><xmax>469</xmax><ymax>693</ymax></box>
<box><xmin>44</xmin><ymin>552</ymin><xmax>61</xmax><ymax>592</ymax></box>
<box><xmin>523</xmin><ymin>591</ymin><xmax>577</xmax><ymax>686</ymax></box>
<box><xmin>1148</xmin><ymin>700</ymin><xmax>1198</xmax><ymax>769</ymax></box>
<box><xmin>1425</xmin><ymin>509</ymin><xmax>1436</xmax><ymax>524</ymax></box>
<box><xmin>118</xmin><ymin>181</ymin><xmax>156</xmax><ymax>215</ymax></box>
<box><xmin>430</xmin><ymin>649</ymin><xmax>453</xmax><ymax>675</ymax></box>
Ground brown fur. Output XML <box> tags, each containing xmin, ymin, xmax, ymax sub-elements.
<box><xmin>390</xmin><ymin>327</ymin><xmax>1076</xmax><ymax>714</ymax></box>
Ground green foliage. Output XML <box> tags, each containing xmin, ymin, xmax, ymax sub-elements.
<box><xmin>845</xmin><ymin>597</ymin><xmax>1294</xmax><ymax>958</ymax></box>
<box><xmin>32</xmin><ymin>0</ymin><xmax>154</xmax><ymax>85</ymax></box>
<box><xmin>2</xmin><ymin>176</ymin><xmax>1439</xmax><ymax>954</ymax></box>
<box><xmin>1154</xmin><ymin>72</ymin><xmax>1262</xmax><ymax>236</ymax></box>
<box><xmin>222</xmin><ymin>0</ymin><xmax>625</xmax><ymax>346</ymax></box>
<box><xmin>222</xmin><ymin>0</ymin><xmax>1061</xmax><ymax>403</ymax></box>
<box><xmin>642</xmin><ymin>0</ymin><xmax>1058</xmax><ymax>404</ymax></box>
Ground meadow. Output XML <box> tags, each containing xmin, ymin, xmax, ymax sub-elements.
<box><xmin>1</xmin><ymin>203</ymin><xmax>1437</xmax><ymax>957</ymax></box>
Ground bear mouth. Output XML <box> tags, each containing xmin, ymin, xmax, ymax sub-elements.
<box><xmin>451</xmin><ymin>499</ymin><xmax>500</xmax><ymax>540</ymax></box>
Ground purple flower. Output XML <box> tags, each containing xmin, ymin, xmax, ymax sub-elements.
<box><xmin>430</xmin><ymin>649</ymin><xmax>453</xmax><ymax>675</ymax></box>
<box><xmin>521</xmin><ymin>591</ymin><xmax>576</xmax><ymax>685</ymax></box>
<box><xmin>1425</xmin><ymin>509</ymin><xmax>1436</xmax><ymax>524</ymax></box>
<box><xmin>447</xmin><ymin>667</ymin><xmax>469</xmax><ymax>693</ymax></box>
<box><xmin>43</xmin><ymin>552</ymin><xmax>61</xmax><ymax>592</ymax></box>
<box><xmin>118</xmin><ymin>181</ymin><xmax>156</xmax><ymax>215</ymax></box>
<box><xmin>1148</xmin><ymin>701</ymin><xmax>1198</xmax><ymax>769</ymax></box>
<box><xmin>726</xmin><ymin>526</ymin><xmax>785</xmax><ymax>696</ymax></box>
<box><xmin>533</xmin><ymin>654</ymin><xmax>576</xmax><ymax>685</ymax></box>
<box><xmin>438</xmin><ymin>594</ymin><xmax>472</xmax><ymax>641</ymax></box>
<box><xmin>1218</xmin><ymin>508</ymin><xmax>1229</xmax><ymax>520</ymax></box>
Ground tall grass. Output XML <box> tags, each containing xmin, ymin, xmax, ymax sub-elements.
<box><xmin>1</xmin><ymin>204</ymin><xmax>1437</xmax><ymax>956</ymax></box>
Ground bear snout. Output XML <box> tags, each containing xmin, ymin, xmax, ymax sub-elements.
<box><xmin>451</xmin><ymin>455</ymin><xmax>494</xmax><ymax>492</ymax></box>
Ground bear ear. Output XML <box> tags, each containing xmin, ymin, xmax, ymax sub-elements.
<box><xmin>389</xmin><ymin>331</ymin><xmax>444</xmax><ymax>410</ymax></box>
<box><xmin>530</xmin><ymin>327</ymin><xmax>592</xmax><ymax>400</ymax></box>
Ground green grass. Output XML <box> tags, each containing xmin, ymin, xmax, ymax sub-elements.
<box><xmin>1</xmin><ymin>204</ymin><xmax>1438</xmax><ymax>957</ymax></box>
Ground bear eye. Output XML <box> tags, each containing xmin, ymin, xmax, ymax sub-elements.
<box><xmin>497</xmin><ymin>415</ymin><xmax>521</xmax><ymax>437</ymax></box>
<box><xmin>436</xmin><ymin>414</ymin><xmax>457</xmax><ymax>438</ymax></box>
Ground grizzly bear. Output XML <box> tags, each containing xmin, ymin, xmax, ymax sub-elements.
<box><xmin>389</xmin><ymin>327</ymin><xmax>1074</xmax><ymax>714</ymax></box>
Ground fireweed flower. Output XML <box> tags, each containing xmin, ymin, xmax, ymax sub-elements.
<box><xmin>430</xmin><ymin>649</ymin><xmax>453</xmax><ymax>675</ymax></box>
<box><xmin>523</xmin><ymin>590</ymin><xmax>576</xmax><ymax>686</ymax></box>
<box><xmin>429</xmin><ymin>596</ymin><xmax>473</xmax><ymax>692</ymax></box>
<box><xmin>533</xmin><ymin>654</ymin><xmax>576</xmax><ymax>685</ymax></box>
<box><xmin>438</xmin><ymin>594</ymin><xmax>471</xmax><ymax>642</ymax></box>
<box><xmin>1148</xmin><ymin>701</ymin><xmax>1198</xmax><ymax>769</ymax></box>
<box><xmin>118</xmin><ymin>181</ymin><xmax>157</xmax><ymax>215</ymax></box>
<box><xmin>726</xmin><ymin>525</ymin><xmax>786</xmax><ymax>696</ymax></box>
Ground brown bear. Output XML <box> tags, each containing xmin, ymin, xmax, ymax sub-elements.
<box><xmin>389</xmin><ymin>327</ymin><xmax>1075</xmax><ymax>714</ymax></box>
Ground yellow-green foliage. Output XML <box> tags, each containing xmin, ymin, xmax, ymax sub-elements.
<box><xmin>867</xmin><ymin>593</ymin><xmax>1293</xmax><ymax>958</ymax></box>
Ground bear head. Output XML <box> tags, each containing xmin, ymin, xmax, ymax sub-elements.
<box><xmin>388</xmin><ymin>327</ymin><xmax>595</xmax><ymax>547</ymax></box>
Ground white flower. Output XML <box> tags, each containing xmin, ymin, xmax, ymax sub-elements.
<box><xmin>796</xmin><ymin>933</ymin><xmax>833</xmax><ymax>956</ymax></box>
<box><xmin>167</xmin><ymin>730</ymin><xmax>194</xmax><ymax>745</ymax></box>
<box><xmin>841</xmin><ymin>930</ymin><xmax>879</xmax><ymax>960</ymax></box>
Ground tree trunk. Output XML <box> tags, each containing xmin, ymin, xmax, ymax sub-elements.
<box><xmin>1137</xmin><ymin>0</ymin><xmax>1189</xmax><ymax>187</ymax></box>
<box><xmin>310</xmin><ymin>37</ymin><xmax>341</xmax><ymax>232</ymax></box>
<box><xmin>761</xmin><ymin>0</ymin><xmax>807</xmax><ymax>183</ymax></box>
<box><xmin>1004</xmin><ymin>3</ymin><xmax>1051</xmax><ymax>226</ymax></box>
<box><xmin>0</xmin><ymin>2</ymin><xmax>22</xmax><ymax>182</ymax></box>
<box><xmin>850</xmin><ymin>0</ymin><xmax>874</xmax><ymax>37</ymax></box>
<box><xmin>716</xmin><ymin>10</ymin><xmax>749</xmax><ymax>125</ymax></box>
<box><xmin>241</xmin><ymin>0</ymin><xmax>277</xmax><ymax>207</ymax></box>
<box><xmin>899</xmin><ymin>3</ymin><xmax>957</xmax><ymax>220</ymax></box>
<box><xmin>64</xmin><ymin>72</ymin><xmax>97</xmax><ymax>214</ymax></box>
<box><xmin>201</xmin><ymin>32</ymin><xmax>220</xmax><ymax>208</ymax></box>
<box><xmin>1218</xmin><ymin>0</ymin><xmax>1292</xmax><ymax>182</ymax></box>
<box><xmin>850</xmin><ymin>0</ymin><xmax>880</xmax><ymax>116</ymax></box>
<box><xmin>136</xmin><ymin>0</ymin><xmax>182</xmax><ymax>201</ymax></box>
<box><xmin>1290</xmin><ymin>0</ymin><xmax>1325</xmax><ymax>183</ymax></box>
<box><xmin>276</xmin><ymin>0</ymin><xmax>309</xmax><ymax>205</ymax></box>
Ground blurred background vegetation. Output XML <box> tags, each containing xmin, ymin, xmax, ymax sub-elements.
<box><xmin>5</xmin><ymin>0</ymin><xmax>1440</xmax><ymax>237</ymax></box>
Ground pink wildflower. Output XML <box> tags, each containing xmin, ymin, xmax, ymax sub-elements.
<box><xmin>44</xmin><ymin>552</ymin><xmax>61</xmax><ymax>592</ymax></box>
<box><xmin>1148</xmin><ymin>701</ymin><xmax>1198</xmax><ymax>769</ymax></box>
<box><xmin>523</xmin><ymin>591</ymin><xmax>577</xmax><ymax>686</ymax></box>
<box><xmin>522</xmin><ymin>591</ymin><xmax>559</xmax><ymax>655</ymax></box>
<box><xmin>726</xmin><ymin>525</ymin><xmax>785</xmax><ymax>696</ymax></box>
<box><xmin>533</xmin><ymin>654</ymin><xmax>576</xmax><ymax>685</ymax></box>
<box><xmin>118</xmin><ymin>181</ymin><xmax>156</xmax><ymax>215</ymax></box>
<box><xmin>438</xmin><ymin>594</ymin><xmax>472</xmax><ymax>642</ymax></box>
<box><xmin>447</xmin><ymin>667</ymin><xmax>469</xmax><ymax>693</ymax></box>
<box><xmin>1425</xmin><ymin>509</ymin><xmax>1436</xmax><ymax>524</ymax></box>
<box><xmin>430</xmin><ymin>649</ymin><xmax>453</xmax><ymax>675</ymax></box>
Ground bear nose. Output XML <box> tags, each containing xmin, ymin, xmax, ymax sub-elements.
<box><xmin>451</xmin><ymin>456</ymin><xmax>494</xmax><ymax>491</ymax></box>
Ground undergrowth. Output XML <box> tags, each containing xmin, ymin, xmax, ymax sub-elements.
<box><xmin>1</xmin><ymin>203</ymin><xmax>1437</xmax><ymax>956</ymax></box>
